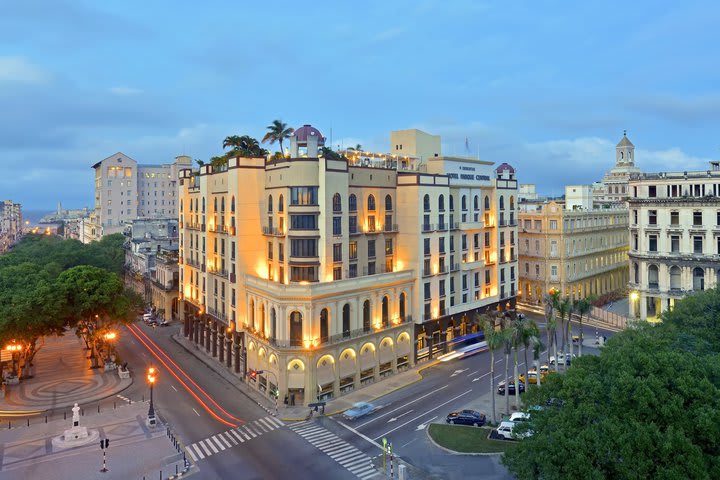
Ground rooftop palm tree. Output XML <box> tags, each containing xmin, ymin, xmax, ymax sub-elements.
<box><xmin>262</xmin><ymin>120</ymin><xmax>294</xmax><ymax>156</ymax></box>
<box><xmin>223</xmin><ymin>135</ymin><xmax>243</xmax><ymax>150</ymax></box>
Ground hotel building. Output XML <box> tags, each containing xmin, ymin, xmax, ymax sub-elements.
<box><xmin>518</xmin><ymin>186</ymin><xmax>629</xmax><ymax>304</ymax></box>
<box><xmin>178</xmin><ymin>126</ymin><xmax>517</xmax><ymax>406</ymax></box>
<box><xmin>628</xmin><ymin>161</ymin><xmax>720</xmax><ymax>320</ymax></box>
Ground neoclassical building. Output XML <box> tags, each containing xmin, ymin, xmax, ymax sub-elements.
<box><xmin>628</xmin><ymin>161</ymin><xmax>720</xmax><ymax>320</ymax></box>
<box><xmin>593</xmin><ymin>131</ymin><xmax>642</xmax><ymax>205</ymax></box>
<box><xmin>178</xmin><ymin>126</ymin><xmax>518</xmax><ymax>406</ymax></box>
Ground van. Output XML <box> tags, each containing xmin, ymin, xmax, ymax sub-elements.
<box><xmin>496</xmin><ymin>421</ymin><xmax>516</xmax><ymax>440</ymax></box>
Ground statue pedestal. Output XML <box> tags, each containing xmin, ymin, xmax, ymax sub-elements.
<box><xmin>52</xmin><ymin>426</ymin><xmax>100</xmax><ymax>450</ymax></box>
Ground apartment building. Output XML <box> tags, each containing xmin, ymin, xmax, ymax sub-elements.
<box><xmin>0</xmin><ymin>200</ymin><xmax>23</xmax><ymax>253</ymax></box>
<box><xmin>90</xmin><ymin>153</ymin><xmax>191</xmax><ymax>239</ymax></box>
<box><xmin>628</xmin><ymin>161</ymin><xmax>720</xmax><ymax>320</ymax></box>
<box><xmin>518</xmin><ymin>186</ymin><xmax>629</xmax><ymax>304</ymax></box>
<box><xmin>178</xmin><ymin>126</ymin><xmax>518</xmax><ymax>406</ymax></box>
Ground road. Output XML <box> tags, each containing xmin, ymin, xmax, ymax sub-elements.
<box><xmin>317</xmin><ymin>311</ymin><xmax>619</xmax><ymax>480</ymax></box>
<box><xmin>114</xmin><ymin>322</ymin><xmax>380</xmax><ymax>480</ymax></box>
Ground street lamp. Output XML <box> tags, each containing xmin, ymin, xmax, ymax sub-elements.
<box><xmin>147</xmin><ymin>366</ymin><xmax>157</xmax><ymax>426</ymax></box>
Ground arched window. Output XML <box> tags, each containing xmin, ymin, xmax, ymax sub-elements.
<box><xmin>270</xmin><ymin>308</ymin><xmax>277</xmax><ymax>340</ymax></box>
<box><xmin>449</xmin><ymin>195</ymin><xmax>454</xmax><ymax>212</ymax></box>
<box><xmin>320</xmin><ymin>308</ymin><xmax>329</xmax><ymax>343</ymax></box>
<box><xmin>648</xmin><ymin>265</ymin><xmax>658</xmax><ymax>289</ymax></box>
<box><xmin>268</xmin><ymin>195</ymin><xmax>273</xmax><ymax>213</ymax></box>
<box><xmin>221</xmin><ymin>197</ymin><xmax>225</xmax><ymax>212</ymax></box>
<box><xmin>438</xmin><ymin>194</ymin><xmax>445</xmax><ymax>212</ymax></box>
<box><xmin>461</xmin><ymin>195</ymin><xmax>467</xmax><ymax>211</ymax></box>
<box><xmin>399</xmin><ymin>292</ymin><xmax>406</xmax><ymax>320</ymax></box>
<box><xmin>363</xmin><ymin>300</ymin><xmax>371</xmax><ymax>333</ymax></box>
<box><xmin>290</xmin><ymin>311</ymin><xmax>303</xmax><ymax>346</ymax></box>
<box><xmin>342</xmin><ymin>304</ymin><xmax>350</xmax><ymax>338</ymax></box>
<box><xmin>509</xmin><ymin>196</ymin><xmax>514</xmax><ymax>210</ymax></box>
<box><xmin>423</xmin><ymin>194</ymin><xmax>430</xmax><ymax>212</ymax></box>
<box><xmin>474</xmin><ymin>195</ymin><xmax>479</xmax><ymax>211</ymax></box>
<box><xmin>670</xmin><ymin>266</ymin><xmax>681</xmax><ymax>290</ymax></box>
<box><xmin>278</xmin><ymin>195</ymin><xmax>284</xmax><ymax>212</ymax></box>
<box><xmin>231</xmin><ymin>196</ymin><xmax>235</xmax><ymax>213</ymax></box>
<box><xmin>484</xmin><ymin>196</ymin><xmax>490</xmax><ymax>209</ymax></box>
<box><xmin>368</xmin><ymin>195</ymin><xmax>376</xmax><ymax>211</ymax></box>
<box><xmin>349</xmin><ymin>194</ymin><xmax>357</xmax><ymax>212</ymax></box>
<box><xmin>385</xmin><ymin>194</ymin><xmax>393</xmax><ymax>211</ymax></box>
<box><xmin>693</xmin><ymin>268</ymin><xmax>705</xmax><ymax>291</ymax></box>
<box><xmin>260</xmin><ymin>304</ymin><xmax>266</xmax><ymax>336</ymax></box>
<box><xmin>332</xmin><ymin>193</ymin><xmax>342</xmax><ymax>213</ymax></box>
<box><xmin>633</xmin><ymin>262</ymin><xmax>639</xmax><ymax>283</ymax></box>
<box><xmin>499</xmin><ymin>196</ymin><xmax>505</xmax><ymax>210</ymax></box>
<box><xmin>382</xmin><ymin>296</ymin><xmax>389</xmax><ymax>327</ymax></box>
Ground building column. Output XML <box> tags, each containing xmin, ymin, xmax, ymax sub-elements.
<box><xmin>226</xmin><ymin>336</ymin><xmax>232</xmax><ymax>368</ymax></box>
<box><xmin>217</xmin><ymin>324</ymin><xmax>223</xmax><ymax>361</ymax></box>
<box><xmin>183</xmin><ymin>313</ymin><xmax>190</xmax><ymax>338</ymax></box>
<box><xmin>193</xmin><ymin>317</ymin><xmax>199</xmax><ymax>344</ymax></box>
<box><xmin>205</xmin><ymin>320</ymin><xmax>212</xmax><ymax>352</ymax></box>
<box><xmin>233</xmin><ymin>335</ymin><xmax>241</xmax><ymax>374</ymax></box>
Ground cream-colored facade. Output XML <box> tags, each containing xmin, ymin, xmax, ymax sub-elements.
<box><xmin>0</xmin><ymin>200</ymin><xmax>22</xmax><ymax>253</ymax></box>
<box><xmin>178</xmin><ymin>125</ymin><xmax>518</xmax><ymax>406</ymax></box>
<box><xmin>628</xmin><ymin>162</ymin><xmax>720</xmax><ymax>320</ymax></box>
<box><xmin>390</xmin><ymin>129</ymin><xmax>441</xmax><ymax>160</ymax></box>
<box><xmin>518</xmin><ymin>197</ymin><xmax>629</xmax><ymax>304</ymax></box>
<box><xmin>92</xmin><ymin>153</ymin><xmax>191</xmax><ymax>238</ymax></box>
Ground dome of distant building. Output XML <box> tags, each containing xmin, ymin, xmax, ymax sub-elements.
<box><xmin>495</xmin><ymin>162</ymin><xmax>515</xmax><ymax>174</ymax></box>
<box><xmin>294</xmin><ymin>125</ymin><xmax>325</xmax><ymax>145</ymax></box>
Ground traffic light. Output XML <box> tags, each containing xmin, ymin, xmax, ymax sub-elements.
<box><xmin>100</xmin><ymin>438</ymin><xmax>109</xmax><ymax>449</ymax></box>
<box><xmin>247</xmin><ymin>369</ymin><xmax>257</xmax><ymax>380</ymax></box>
<box><xmin>270</xmin><ymin>387</ymin><xmax>279</xmax><ymax>398</ymax></box>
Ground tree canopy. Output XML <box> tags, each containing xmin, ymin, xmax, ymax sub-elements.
<box><xmin>503</xmin><ymin>289</ymin><xmax>720</xmax><ymax>479</ymax></box>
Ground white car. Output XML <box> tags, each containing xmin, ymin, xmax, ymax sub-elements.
<box><xmin>496</xmin><ymin>421</ymin><xmax>517</xmax><ymax>440</ymax></box>
<box><xmin>549</xmin><ymin>352</ymin><xmax>576</xmax><ymax>366</ymax></box>
<box><xmin>509</xmin><ymin>412</ymin><xmax>530</xmax><ymax>423</ymax></box>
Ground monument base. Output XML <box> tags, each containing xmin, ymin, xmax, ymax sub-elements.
<box><xmin>52</xmin><ymin>426</ymin><xmax>100</xmax><ymax>450</ymax></box>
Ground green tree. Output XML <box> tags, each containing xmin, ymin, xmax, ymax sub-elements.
<box><xmin>574</xmin><ymin>296</ymin><xmax>594</xmax><ymax>356</ymax></box>
<box><xmin>555</xmin><ymin>295</ymin><xmax>572</xmax><ymax>371</ymax></box>
<box><xmin>478</xmin><ymin>313</ymin><xmax>506</xmax><ymax>425</ymax></box>
<box><xmin>261</xmin><ymin>120</ymin><xmax>294</xmax><ymax>156</ymax></box>
<box><xmin>520</xmin><ymin>318</ymin><xmax>540</xmax><ymax>391</ymax></box>
<box><xmin>544</xmin><ymin>291</ymin><xmax>560</xmax><ymax>370</ymax></box>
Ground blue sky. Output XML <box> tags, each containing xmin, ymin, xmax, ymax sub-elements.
<box><xmin>2</xmin><ymin>0</ymin><xmax>719</xmax><ymax>209</ymax></box>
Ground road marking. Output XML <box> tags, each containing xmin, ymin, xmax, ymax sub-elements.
<box><xmin>223</xmin><ymin>431</ymin><xmax>237</xmax><ymax>445</ymax></box>
<box><xmin>374</xmin><ymin>389</ymin><xmax>473</xmax><ymax>440</ymax></box>
<box><xmin>265</xmin><ymin>416</ymin><xmax>285</xmax><ymax>427</ymax></box>
<box><xmin>206</xmin><ymin>438</ymin><xmax>220</xmax><ymax>453</ymax></box>
<box><xmin>171</xmin><ymin>385</ymin><xmax>178</xmax><ymax>392</ymax></box>
<box><xmin>466</xmin><ymin>370</ymin><xmax>480</xmax><ymax>377</ymax></box>
<box><xmin>401</xmin><ymin>438</ymin><xmax>417</xmax><ymax>448</ymax></box>
<box><xmin>415</xmin><ymin>416</ymin><xmax>438</xmax><ymax>431</ymax></box>
<box><xmin>230</xmin><ymin>429</ymin><xmax>245</xmax><ymax>443</ymax></box>
<box><xmin>217</xmin><ymin>434</ymin><xmax>232</xmax><ymax>448</ymax></box>
<box><xmin>356</xmin><ymin>384</ymin><xmax>449</xmax><ymax>427</ymax></box>
<box><xmin>244</xmin><ymin>426</ymin><xmax>258</xmax><ymax>438</ymax></box>
<box><xmin>387</xmin><ymin>410</ymin><xmax>414</xmax><ymax>423</ymax></box>
<box><xmin>192</xmin><ymin>408</ymin><xmax>201</xmax><ymax>417</ymax></box>
<box><xmin>191</xmin><ymin>444</ymin><xmax>205</xmax><ymax>459</ymax></box>
<box><xmin>336</xmin><ymin>420</ymin><xmax>385</xmax><ymax>451</ymax></box>
<box><xmin>257</xmin><ymin>418</ymin><xmax>275</xmax><ymax>430</ymax></box>
<box><xmin>238</xmin><ymin>428</ymin><xmax>251</xmax><ymax>440</ymax></box>
<box><xmin>472</xmin><ymin>372</ymin><xmax>490</xmax><ymax>382</ymax></box>
<box><xmin>198</xmin><ymin>440</ymin><xmax>212</xmax><ymax>456</ymax></box>
<box><xmin>254</xmin><ymin>422</ymin><xmax>269</xmax><ymax>433</ymax></box>
<box><xmin>450</xmin><ymin>368</ymin><xmax>469</xmax><ymax>377</ymax></box>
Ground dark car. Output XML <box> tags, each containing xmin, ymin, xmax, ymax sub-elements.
<box><xmin>497</xmin><ymin>380</ymin><xmax>526</xmax><ymax>396</ymax></box>
<box><xmin>446</xmin><ymin>409</ymin><xmax>486</xmax><ymax>426</ymax></box>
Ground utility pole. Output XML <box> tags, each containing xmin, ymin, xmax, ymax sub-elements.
<box><xmin>99</xmin><ymin>438</ymin><xmax>109</xmax><ymax>473</ymax></box>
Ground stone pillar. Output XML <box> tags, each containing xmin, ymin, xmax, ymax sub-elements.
<box><xmin>233</xmin><ymin>334</ymin><xmax>241</xmax><ymax>374</ymax></box>
<box><xmin>193</xmin><ymin>318</ymin><xmax>199</xmax><ymax>344</ymax></box>
<box><xmin>213</xmin><ymin>323</ymin><xmax>219</xmax><ymax>359</ymax></box>
<box><xmin>184</xmin><ymin>314</ymin><xmax>190</xmax><ymax>338</ymax></box>
<box><xmin>226</xmin><ymin>336</ymin><xmax>232</xmax><ymax>368</ymax></box>
<box><xmin>205</xmin><ymin>321</ymin><xmax>212</xmax><ymax>352</ymax></box>
<box><xmin>333</xmin><ymin>357</ymin><xmax>341</xmax><ymax>399</ymax></box>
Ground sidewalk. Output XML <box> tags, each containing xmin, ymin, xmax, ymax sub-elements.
<box><xmin>0</xmin><ymin>334</ymin><xmax>132</xmax><ymax>414</ymax></box>
<box><xmin>0</xmin><ymin>401</ymin><xmax>188</xmax><ymax>480</ymax></box>
<box><xmin>517</xmin><ymin>301</ymin><xmax>625</xmax><ymax>333</ymax></box>
<box><xmin>172</xmin><ymin>331</ymin><xmax>436</xmax><ymax>422</ymax></box>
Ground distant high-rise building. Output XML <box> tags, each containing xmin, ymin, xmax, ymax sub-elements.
<box><xmin>0</xmin><ymin>200</ymin><xmax>23</xmax><ymax>253</ymax></box>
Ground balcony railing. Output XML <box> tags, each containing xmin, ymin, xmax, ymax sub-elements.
<box><xmin>450</xmin><ymin>263</ymin><xmax>460</xmax><ymax>272</ymax></box>
<box><xmin>208</xmin><ymin>224</ymin><xmax>229</xmax><ymax>234</ymax></box>
<box><xmin>209</xmin><ymin>268</ymin><xmax>229</xmax><ymax>278</ymax></box>
<box><xmin>207</xmin><ymin>307</ymin><xmax>227</xmax><ymax>322</ymax></box>
<box><xmin>450</xmin><ymin>222</ymin><xmax>460</xmax><ymax>230</ymax></box>
<box><xmin>267</xmin><ymin>315</ymin><xmax>411</xmax><ymax>349</ymax></box>
<box><xmin>422</xmin><ymin>268</ymin><xmax>433</xmax><ymax>277</ymax></box>
<box><xmin>437</xmin><ymin>223</ymin><xmax>447</xmax><ymax>231</ymax></box>
<box><xmin>349</xmin><ymin>225</ymin><xmax>360</xmax><ymax>235</ymax></box>
<box><xmin>383</xmin><ymin>223</ymin><xmax>399</xmax><ymax>232</ymax></box>
<box><xmin>185</xmin><ymin>258</ymin><xmax>202</xmax><ymax>269</ymax></box>
<box><xmin>262</xmin><ymin>226</ymin><xmax>283</xmax><ymax>236</ymax></box>
<box><xmin>151</xmin><ymin>279</ymin><xmax>178</xmax><ymax>292</ymax></box>
<box><xmin>186</xmin><ymin>222</ymin><xmax>203</xmax><ymax>231</ymax></box>
<box><xmin>422</xmin><ymin>224</ymin><xmax>433</xmax><ymax>233</ymax></box>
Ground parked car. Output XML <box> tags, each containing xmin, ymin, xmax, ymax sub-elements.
<box><xmin>495</xmin><ymin>421</ymin><xmax>517</xmax><ymax>440</ymax></box>
<box><xmin>549</xmin><ymin>352</ymin><xmax>576</xmax><ymax>366</ymax></box>
<box><xmin>342</xmin><ymin>402</ymin><xmax>376</xmax><ymax>421</ymax></box>
<box><xmin>497</xmin><ymin>380</ymin><xmax>526</xmax><ymax>395</ymax></box>
<box><xmin>572</xmin><ymin>334</ymin><xmax>583</xmax><ymax>344</ymax></box>
<box><xmin>545</xmin><ymin>397</ymin><xmax>566</xmax><ymax>408</ymax></box>
<box><xmin>518</xmin><ymin>365</ymin><xmax>549</xmax><ymax>384</ymax></box>
<box><xmin>446</xmin><ymin>410</ymin><xmax>486</xmax><ymax>427</ymax></box>
<box><xmin>509</xmin><ymin>412</ymin><xmax>530</xmax><ymax>423</ymax></box>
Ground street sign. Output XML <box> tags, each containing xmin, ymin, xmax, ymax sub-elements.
<box><xmin>1</xmin><ymin>351</ymin><xmax>12</xmax><ymax>362</ymax></box>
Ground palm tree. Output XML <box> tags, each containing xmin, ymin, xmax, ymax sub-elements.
<box><xmin>347</xmin><ymin>144</ymin><xmax>363</xmax><ymax>152</ymax></box>
<box><xmin>543</xmin><ymin>292</ymin><xmax>559</xmax><ymax>371</ymax></box>
<box><xmin>262</xmin><ymin>120</ymin><xmax>294</xmax><ymax>156</ymax></box>
<box><xmin>195</xmin><ymin>159</ymin><xmax>205</xmax><ymax>167</ymax></box>
<box><xmin>556</xmin><ymin>297</ymin><xmax>572</xmax><ymax>371</ymax></box>
<box><xmin>531</xmin><ymin>335</ymin><xmax>545</xmax><ymax>387</ymax></box>
<box><xmin>574</xmin><ymin>296</ymin><xmax>594</xmax><ymax>357</ymax></box>
<box><xmin>223</xmin><ymin>135</ymin><xmax>243</xmax><ymax>150</ymax></box>
<box><xmin>478</xmin><ymin>313</ymin><xmax>505</xmax><ymax>425</ymax></box>
<box><xmin>521</xmin><ymin>319</ymin><xmax>540</xmax><ymax>392</ymax></box>
<box><xmin>502</xmin><ymin>314</ymin><xmax>513</xmax><ymax>415</ymax></box>
<box><xmin>509</xmin><ymin>317</ymin><xmax>524</xmax><ymax>411</ymax></box>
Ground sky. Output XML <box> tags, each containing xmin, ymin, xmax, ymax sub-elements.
<box><xmin>2</xmin><ymin>0</ymin><xmax>719</xmax><ymax>209</ymax></box>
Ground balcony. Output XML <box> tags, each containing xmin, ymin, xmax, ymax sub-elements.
<box><xmin>207</xmin><ymin>307</ymin><xmax>227</xmax><ymax>322</ymax></box>
<box><xmin>209</xmin><ymin>268</ymin><xmax>229</xmax><ymax>278</ymax></box>
<box><xmin>185</xmin><ymin>258</ymin><xmax>202</xmax><ymax>269</ymax></box>
<box><xmin>262</xmin><ymin>226</ymin><xmax>284</xmax><ymax>236</ymax></box>
<box><xmin>461</xmin><ymin>258</ymin><xmax>484</xmax><ymax>270</ymax></box>
<box><xmin>459</xmin><ymin>220</ymin><xmax>484</xmax><ymax>230</ymax></box>
<box><xmin>422</xmin><ymin>223</ymin><xmax>433</xmax><ymax>233</ymax></box>
<box><xmin>208</xmin><ymin>224</ymin><xmax>229</xmax><ymax>234</ymax></box>
<box><xmin>383</xmin><ymin>223</ymin><xmax>399</xmax><ymax>233</ymax></box>
<box><xmin>422</xmin><ymin>268</ymin><xmax>433</xmax><ymax>277</ymax></box>
<box><xmin>450</xmin><ymin>263</ymin><xmax>460</xmax><ymax>272</ymax></box>
<box><xmin>450</xmin><ymin>222</ymin><xmax>460</xmax><ymax>230</ymax></box>
<box><xmin>437</xmin><ymin>223</ymin><xmax>447</xmax><ymax>231</ymax></box>
<box><xmin>186</xmin><ymin>222</ymin><xmax>203</xmax><ymax>231</ymax></box>
<box><xmin>349</xmin><ymin>225</ymin><xmax>361</xmax><ymax>236</ymax></box>
<box><xmin>151</xmin><ymin>279</ymin><xmax>179</xmax><ymax>292</ymax></box>
<box><xmin>266</xmin><ymin>315</ymin><xmax>412</xmax><ymax>349</ymax></box>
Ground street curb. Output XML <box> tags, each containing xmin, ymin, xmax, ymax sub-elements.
<box><xmin>425</xmin><ymin>424</ymin><xmax>505</xmax><ymax>457</ymax></box>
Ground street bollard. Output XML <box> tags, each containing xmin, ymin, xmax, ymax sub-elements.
<box><xmin>27</xmin><ymin>418</ymin><xmax>29</xmax><ymax>427</ymax></box>
<box><xmin>98</xmin><ymin>404</ymin><xmax>100</xmax><ymax>413</ymax></box>
<box><xmin>114</xmin><ymin>401</ymin><xmax>116</xmax><ymax>409</ymax></box>
<box><xmin>176</xmin><ymin>465</ymin><xmax>178</xmax><ymax>475</ymax></box>
<box><xmin>159</xmin><ymin>470</ymin><xmax>162</xmax><ymax>479</ymax></box>
<box><xmin>398</xmin><ymin>464</ymin><xmax>407</xmax><ymax>480</ymax></box>
<box><xmin>142</xmin><ymin>395</ymin><xmax>145</xmax><ymax>402</ymax></box>
<box><xmin>45</xmin><ymin>416</ymin><xmax>48</xmax><ymax>423</ymax></box>
<box><xmin>64</xmin><ymin>412</ymin><xmax>67</xmax><ymax>420</ymax></box>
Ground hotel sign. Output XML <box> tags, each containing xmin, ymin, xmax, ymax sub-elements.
<box><xmin>446</xmin><ymin>164</ymin><xmax>491</xmax><ymax>182</ymax></box>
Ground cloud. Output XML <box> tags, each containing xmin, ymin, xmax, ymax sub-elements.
<box><xmin>628</xmin><ymin>94</ymin><xmax>720</xmax><ymax>124</ymax></box>
<box><xmin>109</xmin><ymin>86</ymin><xmax>143</xmax><ymax>96</ymax></box>
<box><xmin>372</xmin><ymin>27</ymin><xmax>405</xmax><ymax>43</ymax></box>
<box><xmin>0</xmin><ymin>56</ymin><xmax>48</xmax><ymax>84</ymax></box>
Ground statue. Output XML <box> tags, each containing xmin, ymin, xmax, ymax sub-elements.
<box><xmin>72</xmin><ymin>403</ymin><xmax>80</xmax><ymax>427</ymax></box>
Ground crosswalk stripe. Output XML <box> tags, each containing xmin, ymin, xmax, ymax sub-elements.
<box><xmin>344</xmin><ymin>458</ymin><xmax>370</xmax><ymax>469</ymax></box>
<box><xmin>192</xmin><ymin>444</ymin><xmax>205</xmax><ymax>459</ymax></box>
<box><xmin>350</xmin><ymin>463</ymin><xmax>374</xmax><ymax>474</ymax></box>
<box><xmin>230</xmin><ymin>429</ymin><xmax>245</xmax><ymax>442</ymax></box>
<box><xmin>206</xmin><ymin>438</ymin><xmax>220</xmax><ymax>453</ymax></box>
<box><xmin>304</xmin><ymin>431</ymin><xmax>334</xmax><ymax>441</ymax></box>
<box><xmin>199</xmin><ymin>440</ymin><xmax>212</xmax><ymax>456</ymax></box>
<box><xmin>211</xmin><ymin>435</ymin><xmax>226</xmax><ymax>451</ymax></box>
<box><xmin>217</xmin><ymin>433</ymin><xmax>232</xmax><ymax>448</ymax></box>
<box><xmin>332</xmin><ymin>449</ymin><xmax>359</xmax><ymax>462</ymax></box>
<box><xmin>244</xmin><ymin>426</ymin><xmax>259</xmax><ymax>437</ymax></box>
<box><xmin>308</xmin><ymin>433</ymin><xmax>337</xmax><ymax>443</ymax></box>
<box><xmin>238</xmin><ymin>428</ymin><xmax>251</xmax><ymax>440</ymax></box>
<box><xmin>314</xmin><ymin>438</ymin><xmax>338</xmax><ymax>448</ymax></box>
<box><xmin>265</xmin><ymin>416</ymin><xmax>285</xmax><ymax>427</ymax></box>
<box><xmin>257</xmin><ymin>418</ymin><xmax>275</xmax><ymax>430</ymax></box>
<box><xmin>186</xmin><ymin>447</ymin><xmax>198</xmax><ymax>462</ymax></box>
<box><xmin>254</xmin><ymin>422</ymin><xmax>269</xmax><ymax>433</ymax></box>
<box><xmin>358</xmin><ymin>470</ymin><xmax>380</xmax><ymax>480</ymax></box>
<box><xmin>223</xmin><ymin>431</ymin><xmax>237</xmax><ymax>445</ymax></box>
<box><xmin>327</xmin><ymin>445</ymin><xmax>355</xmax><ymax>457</ymax></box>
<box><xmin>294</xmin><ymin>425</ymin><xmax>323</xmax><ymax>434</ymax></box>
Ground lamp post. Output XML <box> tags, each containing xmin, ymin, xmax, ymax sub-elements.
<box><xmin>102</xmin><ymin>331</ymin><xmax>117</xmax><ymax>368</ymax></box>
<box><xmin>147</xmin><ymin>366</ymin><xmax>157</xmax><ymax>426</ymax></box>
<box><xmin>248</xmin><ymin>369</ymin><xmax>279</xmax><ymax>416</ymax></box>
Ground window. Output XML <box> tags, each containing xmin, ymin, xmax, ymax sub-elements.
<box><xmin>423</xmin><ymin>194</ymin><xmax>430</xmax><ymax>212</ymax></box>
<box><xmin>549</xmin><ymin>220</ymin><xmax>557</xmax><ymax>230</ymax></box>
<box><xmin>349</xmin><ymin>215</ymin><xmax>357</xmax><ymax>234</ymax></box>
<box><xmin>693</xmin><ymin>235</ymin><xmax>703</xmax><ymax>254</ymax></box>
<box><xmin>671</xmin><ymin>211</ymin><xmax>679</xmax><ymax>225</ymax></box>
<box><xmin>333</xmin><ymin>243</ymin><xmax>342</xmax><ymax>262</ymax></box>
<box><xmin>633</xmin><ymin>210</ymin><xmax>638</xmax><ymax>224</ymax></box>
<box><xmin>693</xmin><ymin>211</ymin><xmax>703</xmax><ymax>226</ymax></box>
<box><xmin>349</xmin><ymin>194</ymin><xmax>357</xmax><ymax>212</ymax></box>
<box><xmin>462</xmin><ymin>234</ymin><xmax>467</xmax><ymax>250</ymax></box>
<box><xmin>461</xmin><ymin>195</ymin><xmax>467</xmax><ymax>211</ymax></box>
<box><xmin>473</xmin><ymin>234</ymin><xmax>479</xmax><ymax>249</ymax></box>
<box><xmin>290</xmin><ymin>187</ymin><xmax>317</xmax><ymax>205</ymax></box>
<box><xmin>290</xmin><ymin>214</ymin><xmax>317</xmax><ymax>230</ymax></box>
<box><xmin>332</xmin><ymin>193</ymin><xmax>342</xmax><ymax>212</ymax></box>
<box><xmin>367</xmin><ymin>261</ymin><xmax>376</xmax><ymax>275</ymax></box>
<box><xmin>368</xmin><ymin>240</ymin><xmax>376</xmax><ymax>258</ymax></box>
<box><xmin>462</xmin><ymin>274</ymin><xmax>468</xmax><ymax>290</ymax></box>
<box><xmin>385</xmin><ymin>213</ymin><xmax>393</xmax><ymax>231</ymax></box>
<box><xmin>424</xmin><ymin>238</ymin><xmax>431</xmax><ymax>256</ymax></box>
<box><xmin>439</xmin><ymin>280</ymin><xmax>446</xmax><ymax>297</ymax></box>
<box><xmin>333</xmin><ymin>267</ymin><xmax>342</xmax><ymax>280</ymax></box>
<box><xmin>485</xmin><ymin>232</ymin><xmax>491</xmax><ymax>247</ymax></box>
<box><xmin>349</xmin><ymin>264</ymin><xmax>357</xmax><ymax>278</ymax></box>
<box><xmin>424</xmin><ymin>282</ymin><xmax>431</xmax><ymax>300</ymax></box>
<box><xmin>367</xmin><ymin>215</ymin><xmax>376</xmax><ymax>232</ymax></box>
<box><xmin>385</xmin><ymin>239</ymin><xmax>393</xmax><ymax>255</ymax></box>
<box><xmin>278</xmin><ymin>195</ymin><xmax>284</xmax><ymax>212</ymax></box>
<box><xmin>649</xmin><ymin>235</ymin><xmax>657</xmax><ymax>252</ymax></box>
<box><xmin>671</xmin><ymin>235</ymin><xmax>680</xmax><ymax>253</ymax></box>
<box><xmin>333</xmin><ymin>216</ymin><xmax>342</xmax><ymax>235</ymax></box>
<box><xmin>551</xmin><ymin>265</ymin><xmax>558</xmax><ymax>277</ymax></box>
<box><xmin>267</xmin><ymin>241</ymin><xmax>273</xmax><ymax>260</ymax></box>
<box><xmin>438</xmin><ymin>195</ymin><xmax>445</xmax><ymax>212</ymax></box>
<box><xmin>633</xmin><ymin>234</ymin><xmax>638</xmax><ymax>250</ymax></box>
<box><xmin>349</xmin><ymin>241</ymin><xmax>357</xmax><ymax>260</ymax></box>
<box><xmin>278</xmin><ymin>242</ymin><xmax>284</xmax><ymax>261</ymax></box>
<box><xmin>268</xmin><ymin>195</ymin><xmax>273</xmax><ymax>212</ymax></box>
<box><xmin>367</xmin><ymin>195</ymin><xmax>376</xmax><ymax>211</ymax></box>
<box><xmin>499</xmin><ymin>196</ymin><xmax>505</xmax><ymax>210</ymax></box>
<box><xmin>649</xmin><ymin>210</ymin><xmax>657</xmax><ymax>225</ymax></box>
<box><xmin>439</xmin><ymin>237</ymin><xmax>445</xmax><ymax>254</ymax></box>
<box><xmin>385</xmin><ymin>195</ymin><xmax>393</xmax><ymax>211</ymax></box>
<box><xmin>290</xmin><ymin>266</ymin><xmax>317</xmax><ymax>282</ymax></box>
<box><xmin>474</xmin><ymin>196</ymin><xmax>479</xmax><ymax>211</ymax></box>
<box><xmin>485</xmin><ymin>269</ymin><xmax>491</xmax><ymax>284</ymax></box>
<box><xmin>648</xmin><ymin>185</ymin><xmax>657</xmax><ymax>198</ymax></box>
<box><xmin>290</xmin><ymin>239</ymin><xmax>317</xmax><ymax>257</ymax></box>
